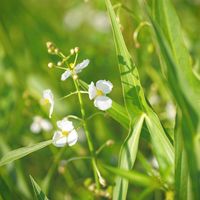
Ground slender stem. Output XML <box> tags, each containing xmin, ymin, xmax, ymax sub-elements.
<box><xmin>73</xmin><ymin>79</ymin><xmax>100</xmax><ymax>189</ymax></box>
<box><xmin>60</xmin><ymin>91</ymin><xmax>88</xmax><ymax>100</ymax></box>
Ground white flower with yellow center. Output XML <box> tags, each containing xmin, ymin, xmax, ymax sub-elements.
<box><xmin>52</xmin><ymin>118</ymin><xmax>78</xmax><ymax>147</ymax></box>
<box><xmin>30</xmin><ymin>116</ymin><xmax>52</xmax><ymax>134</ymax></box>
<box><xmin>88</xmin><ymin>80</ymin><xmax>113</xmax><ymax>111</ymax></box>
<box><xmin>61</xmin><ymin>59</ymin><xmax>90</xmax><ymax>81</ymax></box>
<box><xmin>42</xmin><ymin>89</ymin><xmax>54</xmax><ymax>118</ymax></box>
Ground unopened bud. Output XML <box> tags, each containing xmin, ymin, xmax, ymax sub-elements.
<box><xmin>70</xmin><ymin>49</ymin><xmax>75</xmax><ymax>55</ymax></box>
<box><xmin>57</xmin><ymin>61</ymin><xmax>62</xmax><ymax>66</ymax></box>
<box><xmin>48</xmin><ymin>62</ymin><xmax>54</xmax><ymax>68</ymax></box>
<box><xmin>54</xmin><ymin>48</ymin><xmax>59</xmax><ymax>54</ymax></box>
<box><xmin>106</xmin><ymin>140</ymin><xmax>114</xmax><ymax>146</ymax></box>
<box><xmin>46</xmin><ymin>41</ymin><xmax>53</xmax><ymax>49</ymax></box>
<box><xmin>74</xmin><ymin>47</ymin><xmax>79</xmax><ymax>53</ymax></box>
<box><xmin>58</xmin><ymin>165</ymin><xmax>66</xmax><ymax>174</ymax></box>
<box><xmin>48</xmin><ymin>49</ymin><xmax>53</xmax><ymax>54</ymax></box>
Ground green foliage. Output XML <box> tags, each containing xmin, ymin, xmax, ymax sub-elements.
<box><xmin>0</xmin><ymin>140</ymin><xmax>52</xmax><ymax>167</ymax></box>
<box><xmin>30</xmin><ymin>175</ymin><xmax>49</xmax><ymax>200</ymax></box>
<box><xmin>0</xmin><ymin>0</ymin><xmax>200</xmax><ymax>199</ymax></box>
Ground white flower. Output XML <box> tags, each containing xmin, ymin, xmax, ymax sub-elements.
<box><xmin>42</xmin><ymin>89</ymin><xmax>54</xmax><ymax>118</ymax></box>
<box><xmin>88</xmin><ymin>80</ymin><xmax>113</xmax><ymax>111</ymax></box>
<box><xmin>165</xmin><ymin>102</ymin><xmax>176</xmax><ymax>121</ymax></box>
<box><xmin>61</xmin><ymin>59</ymin><xmax>90</xmax><ymax>81</ymax></box>
<box><xmin>52</xmin><ymin>118</ymin><xmax>78</xmax><ymax>147</ymax></box>
<box><xmin>30</xmin><ymin>116</ymin><xmax>52</xmax><ymax>134</ymax></box>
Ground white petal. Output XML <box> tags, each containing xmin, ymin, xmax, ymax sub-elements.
<box><xmin>57</xmin><ymin>118</ymin><xmax>74</xmax><ymax>132</ymax></box>
<box><xmin>49</xmin><ymin>102</ymin><xmax>54</xmax><ymax>118</ymax></box>
<box><xmin>75</xmin><ymin>59</ymin><xmax>90</xmax><ymax>74</ymax></box>
<box><xmin>30</xmin><ymin>122</ymin><xmax>41</xmax><ymax>134</ymax></box>
<box><xmin>61</xmin><ymin>69</ymin><xmax>71</xmax><ymax>81</ymax></box>
<box><xmin>88</xmin><ymin>82</ymin><xmax>97</xmax><ymax>100</ymax></box>
<box><xmin>96</xmin><ymin>80</ymin><xmax>113</xmax><ymax>94</ymax></box>
<box><xmin>67</xmin><ymin>130</ymin><xmax>78</xmax><ymax>146</ymax></box>
<box><xmin>41</xmin><ymin>119</ymin><xmax>53</xmax><ymax>131</ymax></box>
<box><xmin>94</xmin><ymin>96</ymin><xmax>112</xmax><ymax>111</ymax></box>
<box><xmin>43</xmin><ymin>89</ymin><xmax>54</xmax><ymax>118</ymax></box>
<box><xmin>52</xmin><ymin>131</ymin><xmax>67</xmax><ymax>147</ymax></box>
<box><xmin>43</xmin><ymin>89</ymin><xmax>54</xmax><ymax>101</ymax></box>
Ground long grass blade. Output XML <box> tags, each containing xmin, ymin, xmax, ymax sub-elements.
<box><xmin>0</xmin><ymin>140</ymin><xmax>52</xmax><ymax>167</ymax></box>
<box><xmin>30</xmin><ymin>175</ymin><xmax>49</xmax><ymax>200</ymax></box>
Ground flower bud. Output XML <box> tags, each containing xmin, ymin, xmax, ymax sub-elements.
<box><xmin>46</xmin><ymin>41</ymin><xmax>53</xmax><ymax>49</ymax></box>
<box><xmin>57</xmin><ymin>61</ymin><xmax>62</xmax><ymax>66</ymax></box>
<box><xmin>70</xmin><ymin>48</ymin><xmax>75</xmax><ymax>55</ymax></box>
<box><xmin>48</xmin><ymin>62</ymin><xmax>54</xmax><ymax>68</ymax></box>
<box><xmin>74</xmin><ymin>47</ymin><xmax>79</xmax><ymax>53</ymax></box>
<box><xmin>106</xmin><ymin>139</ymin><xmax>114</xmax><ymax>146</ymax></box>
<box><xmin>54</xmin><ymin>48</ymin><xmax>59</xmax><ymax>54</ymax></box>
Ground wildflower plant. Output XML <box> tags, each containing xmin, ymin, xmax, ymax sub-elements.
<box><xmin>0</xmin><ymin>0</ymin><xmax>200</xmax><ymax>200</ymax></box>
<box><xmin>44</xmin><ymin>41</ymin><xmax>112</xmax><ymax>194</ymax></box>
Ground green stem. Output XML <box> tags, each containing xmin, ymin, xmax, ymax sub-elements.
<box><xmin>73</xmin><ymin>79</ymin><xmax>100</xmax><ymax>190</ymax></box>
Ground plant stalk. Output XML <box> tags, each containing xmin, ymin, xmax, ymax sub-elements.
<box><xmin>73</xmin><ymin>79</ymin><xmax>100</xmax><ymax>190</ymax></box>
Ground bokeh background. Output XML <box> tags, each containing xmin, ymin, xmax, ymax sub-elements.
<box><xmin>0</xmin><ymin>0</ymin><xmax>200</xmax><ymax>199</ymax></box>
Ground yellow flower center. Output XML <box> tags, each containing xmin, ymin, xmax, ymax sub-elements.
<box><xmin>96</xmin><ymin>89</ymin><xmax>103</xmax><ymax>96</ymax></box>
<box><xmin>44</xmin><ymin>98</ymin><xmax>49</xmax><ymax>105</ymax></box>
<box><xmin>62</xmin><ymin>131</ymin><xmax>69</xmax><ymax>136</ymax></box>
<box><xmin>69</xmin><ymin>63</ymin><xmax>75</xmax><ymax>70</ymax></box>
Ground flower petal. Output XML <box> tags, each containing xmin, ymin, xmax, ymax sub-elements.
<box><xmin>94</xmin><ymin>96</ymin><xmax>112</xmax><ymax>111</ymax></box>
<box><xmin>88</xmin><ymin>82</ymin><xmax>97</xmax><ymax>100</ymax></box>
<box><xmin>67</xmin><ymin>130</ymin><xmax>78</xmax><ymax>146</ymax></box>
<box><xmin>43</xmin><ymin>89</ymin><xmax>54</xmax><ymax>102</ymax></box>
<box><xmin>30</xmin><ymin>122</ymin><xmax>41</xmax><ymax>134</ymax></box>
<box><xmin>43</xmin><ymin>89</ymin><xmax>54</xmax><ymax>118</ymax></box>
<box><xmin>57</xmin><ymin>118</ymin><xmax>74</xmax><ymax>132</ymax></box>
<box><xmin>41</xmin><ymin>119</ymin><xmax>53</xmax><ymax>131</ymax></box>
<box><xmin>52</xmin><ymin>131</ymin><xmax>67</xmax><ymax>147</ymax></box>
<box><xmin>61</xmin><ymin>69</ymin><xmax>71</xmax><ymax>81</ymax></box>
<box><xmin>75</xmin><ymin>59</ymin><xmax>90</xmax><ymax>74</ymax></box>
<box><xmin>96</xmin><ymin>80</ymin><xmax>113</xmax><ymax>94</ymax></box>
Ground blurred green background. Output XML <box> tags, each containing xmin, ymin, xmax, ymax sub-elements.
<box><xmin>0</xmin><ymin>0</ymin><xmax>200</xmax><ymax>199</ymax></box>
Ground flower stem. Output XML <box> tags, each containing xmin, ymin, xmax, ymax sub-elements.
<box><xmin>73</xmin><ymin>79</ymin><xmax>100</xmax><ymax>190</ymax></box>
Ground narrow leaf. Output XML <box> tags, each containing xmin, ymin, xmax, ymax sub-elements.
<box><xmin>113</xmin><ymin>114</ymin><xmax>145</xmax><ymax>200</ymax></box>
<box><xmin>30</xmin><ymin>175</ymin><xmax>49</xmax><ymax>200</ymax></box>
<box><xmin>105</xmin><ymin>0</ymin><xmax>147</xmax><ymax>121</ymax></box>
<box><xmin>0</xmin><ymin>140</ymin><xmax>52</xmax><ymax>167</ymax></box>
<box><xmin>103</xmin><ymin>164</ymin><xmax>160</xmax><ymax>188</ymax></box>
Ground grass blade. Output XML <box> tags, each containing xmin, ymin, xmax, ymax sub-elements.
<box><xmin>113</xmin><ymin>114</ymin><xmax>145</xmax><ymax>200</ymax></box>
<box><xmin>0</xmin><ymin>140</ymin><xmax>52</xmax><ymax>167</ymax></box>
<box><xmin>145</xmin><ymin>111</ymin><xmax>174</xmax><ymax>178</ymax></box>
<box><xmin>146</xmin><ymin>0</ymin><xmax>200</xmax><ymax>198</ymax></box>
<box><xmin>103</xmin><ymin>164</ymin><xmax>160</xmax><ymax>188</ymax></box>
<box><xmin>105</xmin><ymin>0</ymin><xmax>147</xmax><ymax>121</ymax></box>
<box><xmin>30</xmin><ymin>175</ymin><xmax>49</xmax><ymax>200</ymax></box>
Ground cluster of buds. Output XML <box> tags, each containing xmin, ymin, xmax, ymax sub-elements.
<box><xmin>70</xmin><ymin>47</ymin><xmax>79</xmax><ymax>55</ymax></box>
<box><xmin>46</xmin><ymin>41</ymin><xmax>59</xmax><ymax>55</ymax></box>
<box><xmin>84</xmin><ymin>178</ymin><xmax>112</xmax><ymax>199</ymax></box>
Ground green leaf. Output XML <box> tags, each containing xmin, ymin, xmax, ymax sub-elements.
<box><xmin>148</xmin><ymin>0</ymin><xmax>200</xmax><ymax>198</ymax></box>
<box><xmin>105</xmin><ymin>0</ymin><xmax>147</xmax><ymax>121</ymax></box>
<box><xmin>0</xmin><ymin>140</ymin><xmax>52</xmax><ymax>167</ymax></box>
<box><xmin>152</xmin><ymin>0</ymin><xmax>200</xmax><ymax>113</ymax></box>
<box><xmin>30</xmin><ymin>175</ymin><xmax>49</xmax><ymax>200</ymax></box>
<box><xmin>103</xmin><ymin>164</ymin><xmax>160</xmax><ymax>188</ymax></box>
<box><xmin>107</xmin><ymin>101</ymin><xmax>129</xmax><ymax>129</ymax></box>
<box><xmin>0</xmin><ymin>176</ymin><xmax>19</xmax><ymax>200</ymax></box>
<box><xmin>145</xmin><ymin>110</ymin><xmax>174</xmax><ymax>178</ymax></box>
<box><xmin>113</xmin><ymin>114</ymin><xmax>145</xmax><ymax>200</ymax></box>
